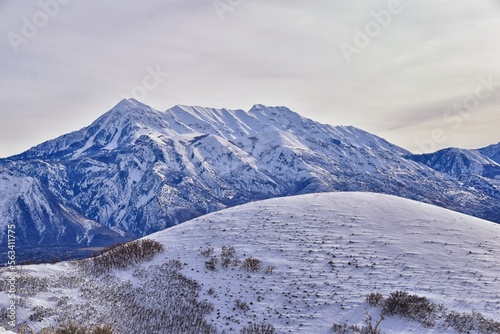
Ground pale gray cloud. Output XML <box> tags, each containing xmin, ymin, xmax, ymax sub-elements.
<box><xmin>1</xmin><ymin>0</ymin><xmax>499</xmax><ymax>157</ymax></box>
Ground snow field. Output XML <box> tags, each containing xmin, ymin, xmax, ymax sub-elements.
<box><xmin>1</xmin><ymin>192</ymin><xmax>499</xmax><ymax>333</ymax></box>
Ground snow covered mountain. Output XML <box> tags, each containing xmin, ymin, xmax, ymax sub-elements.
<box><xmin>0</xmin><ymin>166</ymin><xmax>128</xmax><ymax>246</ymax></box>
<box><xmin>477</xmin><ymin>142</ymin><xmax>500</xmax><ymax>164</ymax></box>
<box><xmin>1</xmin><ymin>192</ymin><xmax>499</xmax><ymax>333</ymax></box>
<box><xmin>408</xmin><ymin>146</ymin><xmax>500</xmax><ymax>200</ymax></box>
<box><xmin>1</xmin><ymin>99</ymin><xmax>499</xmax><ymax>261</ymax></box>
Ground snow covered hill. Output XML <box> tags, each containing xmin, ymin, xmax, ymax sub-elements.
<box><xmin>1</xmin><ymin>99</ymin><xmax>500</xmax><ymax>261</ymax></box>
<box><xmin>1</xmin><ymin>192</ymin><xmax>499</xmax><ymax>333</ymax></box>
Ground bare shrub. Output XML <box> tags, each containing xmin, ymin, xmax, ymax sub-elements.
<box><xmin>17</xmin><ymin>273</ymin><xmax>51</xmax><ymax>297</ymax></box>
<box><xmin>167</xmin><ymin>259</ymin><xmax>183</xmax><ymax>271</ymax></box>
<box><xmin>361</xmin><ymin>313</ymin><xmax>384</xmax><ymax>334</ymax></box>
<box><xmin>201</xmin><ymin>247</ymin><xmax>214</xmax><ymax>257</ymax></box>
<box><xmin>241</xmin><ymin>257</ymin><xmax>261</xmax><ymax>272</ymax></box>
<box><xmin>29</xmin><ymin>305</ymin><xmax>55</xmax><ymax>322</ymax></box>
<box><xmin>381</xmin><ymin>291</ymin><xmax>435</xmax><ymax>327</ymax></box>
<box><xmin>471</xmin><ymin>311</ymin><xmax>500</xmax><ymax>333</ymax></box>
<box><xmin>265</xmin><ymin>266</ymin><xmax>275</xmax><ymax>275</ymax></box>
<box><xmin>445</xmin><ymin>311</ymin><xmax>475</xmax><ymax>333</ymax></box>
<box><xmin>0</xmin><ymin>308</ymin><xmax>8</xmax><ymax>324</ymax></box>
<box><xmin>15</xmin><ymin>324</ymin><xmax>35</xmax><ymax>334</ymax></box>
<box><xmin>54</xmin><ymin>323</ymin><xmax>88</xmax><ymax>334</ymax></box>
<box><xmin>221</xmin><ymin>245</ymin><xmax>236</xmax><ymax>258</ymax></box>
<box><xmin>205</xmin><ymin>257</ymin><xmax>218</xmax><ymax>271</ymax></box>
<box><xmin>62</xmin><ymin>259</ymin><xmax>216</xmax><ymax>333</ymax></box>
<box><xmin>332</xmin><ymin>323</ymin><xmax>350</xmax><ymax>334</ymax></box>
<box><xmin>221</xmin><ymin>245</ymin><xmax>237</xmax><ymax>269</ymax></box>
<box><xmin>332</xmin><ymin>313</ymin><xmax>383</xmax><ymax>334</ymax></box>
<box><xmin>221</xmin><ymin>256</ymin><xmax>232</xmax><ymax>269</ymax></box>
<box><xmin>445</xmin><ymin>310</ymin><xmax>500</xmax><ymax>333</ymax></box>
<box><xmin>240</xmin><ymin>322</ymin><xmax>276</xmax><ymax>334</ymax></box>
<box><xmin>78</xmin><ymin>239</ymin><xmax>164</xmax><ymax>275</ymax></box>
<box><xmin>39</xmin><ymin>323</ymin><xmax>114</xmax><ymax>334</ymax></box>
<box><xmin>366</xmin><ymin>292</ymin><xmax>384</xmax><ymax>307</ymax></box>
<box><xmin>235</xmin><ymin>299</ymin><xmax>250</xmax><ymax>311</ymax></box>
<box><xmin>336</xmin><ymin>291</ymin><xmax>499</xmax><ymax>334</ymax></box>
<box><xmin>332</xmin><ymin>324</ymin><xmax>361</xmax><ymax>334</ymax></box>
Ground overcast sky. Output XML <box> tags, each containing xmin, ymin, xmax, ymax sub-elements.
<box><xmin>1</xmin><ymin>0</ymin><xmax>499</xmax><ymax>158</ymax></box>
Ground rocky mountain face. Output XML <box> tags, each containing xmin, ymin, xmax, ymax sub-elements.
<box><xmin>407</xmin><ymin>146</ymin><xmax>500</xmax><ymax>200</ymax></box>
<box><xmin>477</xmin><ymin>142</ymin><xmax>500</xmax><ymax>164</ymax></box>
<box><xmin>1</xmin><ymin>99</ymin><xmax>499</xmax><ymax>261</ymax></box>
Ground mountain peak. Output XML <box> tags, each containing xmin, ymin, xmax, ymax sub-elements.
<box><xmin>110</xmin><ymin>98</ymin><xmax>156</xmax><ymax>114</ymax></box>
<box><xmin>249</xmin><ymin>104</ymin><xmax>295</xmax><ymax>115</ymax></box>
<box><xmin>248</xmin><ymin>104</ymin><xmax>305</xmax><ymax>128</ymax></box>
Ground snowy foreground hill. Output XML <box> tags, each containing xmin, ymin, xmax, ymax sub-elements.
<box><xmin>1</xmin><ymin>192</ymin><xmax>499</xmax><ymax>333</ymax></box>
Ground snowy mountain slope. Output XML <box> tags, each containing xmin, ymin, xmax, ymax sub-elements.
<box><xmin>408</xmin><ymin>147</ymin><xmax>500</xmax><ymax>180</ymax></box>
<box><xmin>0</xmin><ymin>166</ymin><xmax>127</xmax><ymax>252</ymax></box>
<box><xmin>2</xmin><ymin>192</ymin><xmax>499</xmax><ymax>333</ymax></box>
<box><xmin>1</xmin><ymin>99</ymin><xmax>500</xmax><ymax>261</ymax></box>
<box><xmin>477</xmin><ymin>142</ymin><xmax>500</xmax><ymax>165</ymax></box>
<box><xmin>408</xmin><ymin>147</ymin><xmax>500</xmax><ymax>199</ymax></box>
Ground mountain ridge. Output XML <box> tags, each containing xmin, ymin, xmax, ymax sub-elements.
<box><xmin>477</xmin><ymin>141</ymin><xmax>500</xmax><ymax>164</ymax></box>
<box><xmin>408</xmin><ymin>146</ymin><xmax>500</xmax><ymax>199</ymax></box>
<box><xmin>1</xmin><ymin>100</ymin><xmax>499</xmax><ymax>261</ymax></box>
